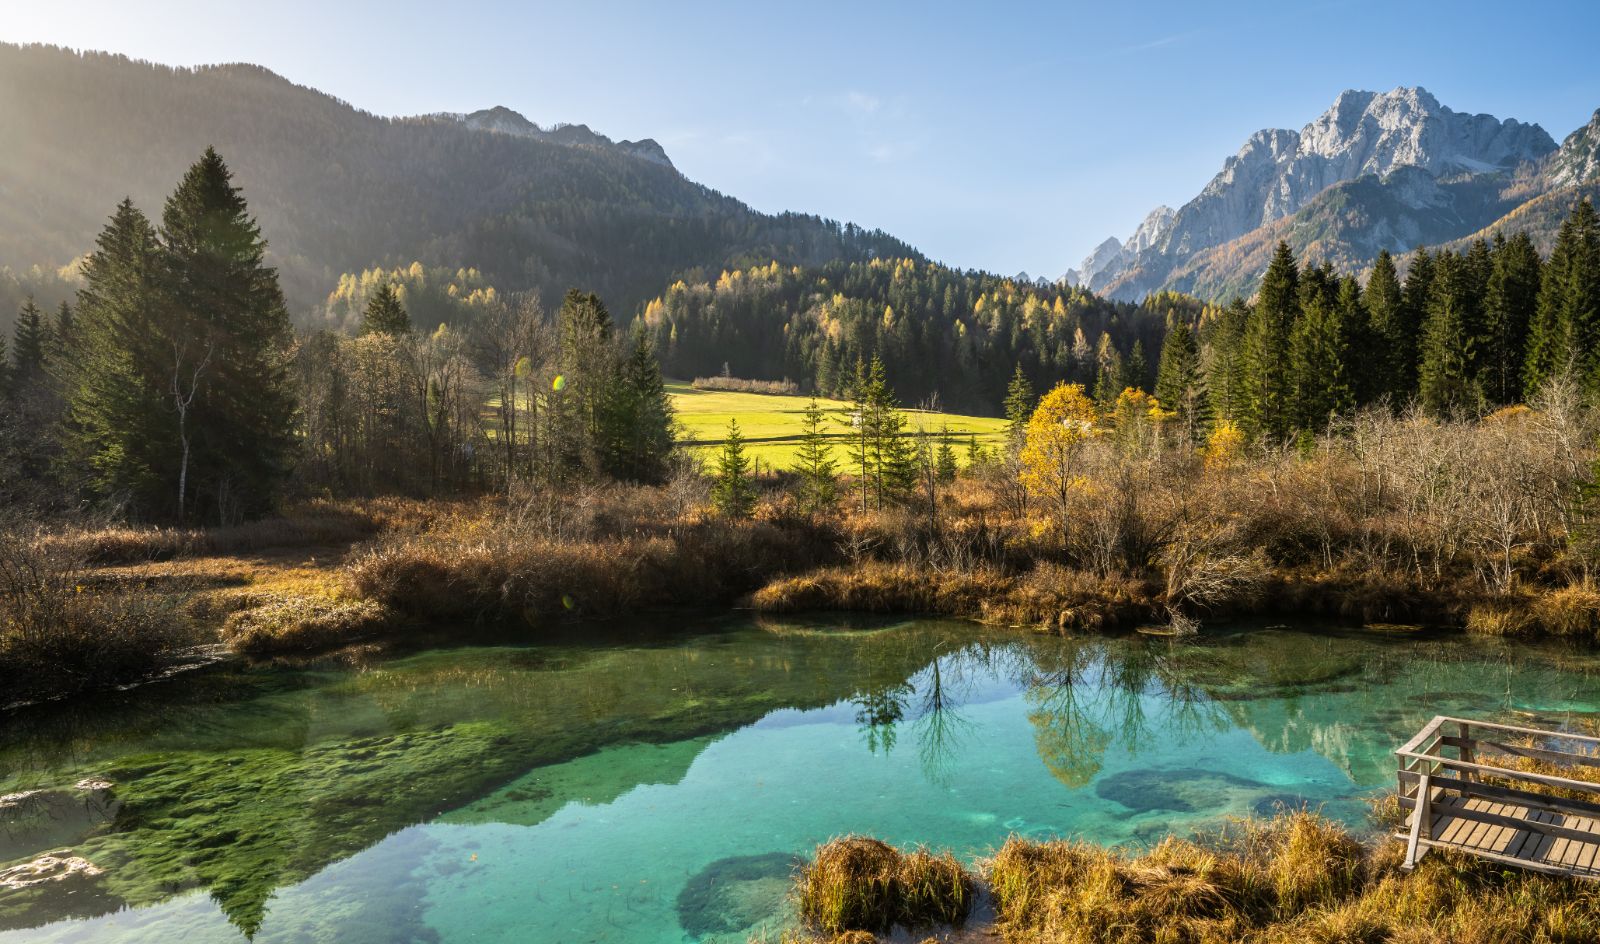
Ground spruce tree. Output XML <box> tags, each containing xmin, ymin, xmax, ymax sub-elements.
<box><xmin>1525</xmin><ymin>200</ymin><xmax>1600</xmax><ymax>397</ymax></box>
<box><xmin>1287</xmin><ymin>289</ymin><xmax>1352</xmax><ymax>433</ymax></box>
<box><xmin>1417</xmin><ymin>251</ymin><xmax>1483</xmax><ymax>416</ymax></box>
<box><xmin>1363</xmin><ymin>251</ymin><xmax>1404</xmax><ymax>405</ymax></box>
<box><xmin>1483</xmin><ymin>232</ymin><xmax>1540</xmax><ymax>405</ymax></box>
<box><xmin>791</xmin><ymin>396</ymin><xmax>838</xmax><ymax>514</ymax></box>
<box><xmin>1206</xmin><ymin>298</ymin><xmax>1251</xmax><ymax>423</ymax></box>
<box><xmin>1003</xmin><ymin>363</ymin><xmax>1034</xmax><ymax>444</ymax></box>
<box><xmin>602</xmin><ymin>324</ymin><xmax>675</xmax><ymax>483</ymax></box>
<box><xmin>1397</xmin><ymin>248</ymin><xmax>1435</xmax><ymax>401</ymax></box>
<box><xmin>158</xmin><ymin>147</ymin><xmax>296</xmax><ymax>521</ymax></box>
<box><xmin>711</xmin><ymin>419</ymin><xmax>756</xmax><ymax>518</ymax></box>
<box><xmin>10</xmin><ymin>298</ymin><xmax>46</xmax><ymax>382</ymax></box>
<box><xmin>1242</xmin><ymin>242</ymin><xmax>1299</xmax><ymax>441</ymax></box>
<box><xmin>63</xmin><ymin>199</ymin><xmax>171</xmax><ymax>506</ymax></box>
<box><xmin>556</xmin><ymin>289</ymin><xmax>616</xmax><ymax>469</ymax></box>
<box><xmin>1121</xmin><ymin>338</ymin><xmax>1148</xmax><ymax>392</ymax></box>
<box><xmin>1154</xmin><ymin>319</ymin><xmax>1206</xmax><ymax>443</ymax></box>
<box><xmin>935</xmin><ymin>426</ymin><xmax>958</xmax><ymax>484</ymax></box>
<box><xmin>360</xmin><ymin>283</ymin><xmax>412</xmax><ymax>336</ymax></box>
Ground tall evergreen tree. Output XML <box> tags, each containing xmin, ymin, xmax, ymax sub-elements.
<box><xmin>1154</xmin><ymin>318</ymin><xmax>1206</xmax><ymax>444</ymax></box>
<box><xmin>10</xmin><ymin>297</ymin><xmax>46</xmax><ymax>382</ymax></box>
<box><xmin>1363</xmin><ymin>250</ymin><xmax>1405</xmax><ymax>405</ymax></box>
<box><xmin>711</xmin><ymin>419</ymin><xmax>756</xmax><ymax>519</ymax></box>
<box><xmin>1396</xmin><ymin>248</ymin><xmax>1435</xmax><ymax>401</ymax></box>
<box><xmin>601</xmin><ymin>324</ymin><xmax>675</xmax><ymax>483</ymax></box>
<box><xmin>1482</xmin><ymin>232</ymin><xmax>1540</xmax><ymax>405</ymax></box>
<box><xmin>1206</xmin><ymin>298</ymin><xmax>1251</xmax><ymax>424</ymax></box>
<box><xmin>1121</xmin><ymin>338</ymin><xmax>1148</xmax><ymax>392</ymax></box>
<box><xmin>359</xmin><ymin>282</ymin><xmax>412</xmax><ymax>336</ymax></box>
<box><xmin>1242</xmin><ymin>242</ymin><xmax>1299</xmax><ymax>441</ymax></box>
<box><xmin>791</xmin><ymin>397</ymin><xmax>838</xmax><ymax>514</ymax></box>
<box><xmin>1418</xmin><ymin>251</ymin><xmax>1484</xmax><ymax>416</ymax></box>
<box><xmin>63</xmin><ymin>199</ymin><xmax>171</xmax><ymax>506</ymax></box>
<box><xmin>555</xmin><ymin>288</ymin><xmax>617</xmax><ymax>470</ymax></box>
<box><xmin>1288</xmin><ymin>287</ymin><xmax>1353</xmax><ymax>432</ymax></box>
<box><xmin>1003</xmin><ymin>363</ymin><xmax>1034</xmax><ymax>444</ymax></box>
<box><xmin>157</xmin><ymin>147</ymin><xmax>296</xmax><ymax>521</ymax></box>
<box><xmin>1525</xmin><ymin>199</ymin><xmax>1600</xmax><ymax>397</ymax></box>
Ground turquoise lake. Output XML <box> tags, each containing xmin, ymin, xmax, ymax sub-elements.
<box><xmin>4</xmin><ymin>615</ymin><xmax>1600</xmax><ymax>942</ymax></box>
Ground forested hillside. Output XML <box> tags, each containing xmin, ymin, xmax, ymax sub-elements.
<box><xmin>0</xmin><ymin>44</ymin><xmax>912</xmax><ymax>332</ymax></box>
<box><xmin>635</xmin><ymin>258</ymin><xmax>1210</xmax><ymax>414</ymax></box>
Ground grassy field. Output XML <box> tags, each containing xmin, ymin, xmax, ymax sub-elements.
<box><xmin>667</xmin><ymin>381</ymin><xmax>1008</xmax><ymax>466</ymax></box>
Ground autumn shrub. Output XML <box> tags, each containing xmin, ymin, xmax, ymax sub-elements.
<box><xmin>222</xmin><ymin>595</ymin><xmax>394</xmax><ymax>653</ymax></box>
<box><xmin>0</xmin><ymin>526</ymin><xmax>196</xmax><ymax>703</ymax></box>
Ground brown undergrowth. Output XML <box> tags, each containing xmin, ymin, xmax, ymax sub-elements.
<box><xmin>789</xmin><ymin>811</ymin><xmax>1600</xmax><ymax>944</ymax></box>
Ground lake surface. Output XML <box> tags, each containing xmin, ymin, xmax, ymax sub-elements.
<box><xmin>4</xmin><ymin>615</ymin><xmax>1600</xmax><ymax>943</ymax></box>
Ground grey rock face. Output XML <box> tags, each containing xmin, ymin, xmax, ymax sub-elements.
<box><xmin>1074</xmin><ymin>87</ymin><xmax>1555</xmax><ymax>298</ymax></box>
<box><xmin>1547</xmin><ymin>108</ymin><xmax>1600</xmax><ymax>188</ymax></box>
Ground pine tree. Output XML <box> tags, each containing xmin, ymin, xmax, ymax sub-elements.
<box><xmin>360</xmin><ymin>282</ymin><xmax>412</xmax><ymax>336</ymax></box>
<box><xmin>1483</xmin><ymin>232</ymin><xmax>1540</xmax><ymax>405</ymax></box>
<box><xmin>63</xmin><ymin>199</ymin><xmax>171</xmax><ymax>506</ymax></box>
<box><xmin>1396</xmin><ymin>248</ymin><xmax>1435</xmax><ymax>401</ymax></box>
<box><xmin>1121</xmin><ymin>338</ymin><xmax>1148</xmax><ymax>392</ymax></box>
<box><xmin>935</xmin><ymin>426</ymin><xmax>958</xmax><ymax>484</ymax></box>
<box><xmin>1003</xmin><ymin>363</ymin><xmax>1034</xmax><ymax>444</ymax></box>
<box><xmin>1363</xmin><ymin>252</ymin><xmax>1404</xmax><ymax>405</ymax></box>
<box><xmin>10</xmin><ymin>297</ymin><xmax>46</xmax><ymax>382</ymax></box>
<box><xmin>791</xmin><ymin>396</ymin><xmax>838</xmax><ymax>513</ymax></box>
<box><xmin>1242</xmin><ymin>242</ymin><xmax>1299</xmax><ymax>441</ymax></box>
<box><xmin>1154</xmin><ymin>319</ymin><xmax>1206</xmax><ymax>444</ymax></box>
<box><xmin>711</xmin><ymin>419</ymin><xmax>756</xmax><ymax>518</ymax></box>
<box><xmin>48</xmin><ymin>300</ymin><xmax>76</xmax><ymax>370</ymax></box>
<box><xmin>1287</xmin><ymin>288</ymin><xmax>1352</xmax><ymax>433</ymax></box>
<box><xmin>1206</xmin><ymin>298</ymin><xmax>1251</xmax><ymax>423</ymax></box>
<box><xmin>1418</xmin><ymin>251</ymin><xmax>1483</xmax><ymax>416</ymax></box>
<box><xmin>602</xmin><ymin>324</ymin><xmax>675</xmax><ymax>483</ymax></box>
<box><xmin>158</xmin><ymin>147</ymin><xmax>296</xmax><ymax>521</ymax></box>
<box><xmin>1525</xmin><ymin>200</ymin><xmax>1600</xmax><ymax>397</ymax></box>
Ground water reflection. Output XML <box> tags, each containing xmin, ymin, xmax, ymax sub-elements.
<box><xmin>2</xmin><ymin>618</ymin><xmax>1600</xmax><ymax>943</ymax></box>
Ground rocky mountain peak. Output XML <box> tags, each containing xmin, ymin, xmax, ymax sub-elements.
<box><xmin>452</xmin><ymin>106</ymin><xmax>674</xmax><ymax>169</ymax></box>
<box><xmin>1548</xmin><ymin>108</ymin><xmax>1600</xmax><ymax>188</ymax></box>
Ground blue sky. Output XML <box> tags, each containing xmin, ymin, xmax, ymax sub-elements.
<box><xmin>8</xmin><ymin>0</ymin><xmax>1600</xmax><ymax>276</ymax></box>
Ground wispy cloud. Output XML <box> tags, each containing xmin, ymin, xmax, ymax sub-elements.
<box><xmin>843</xmin><ymin>90</ymin><xmax>882</xmax><ymax>115</ymax></box>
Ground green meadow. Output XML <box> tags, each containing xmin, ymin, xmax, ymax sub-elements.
<box><xmin>667</xmin><ymin>381</ymin><xmax>1008</xmax><ymax>467</ymax></box>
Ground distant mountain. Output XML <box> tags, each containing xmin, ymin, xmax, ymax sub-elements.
<box><xmin>0</xmin><ymin>44</ymin><xmax>914</xmax><ymax>318</ymax></box>
<box><xmin>1066</xmin><ymin>87</ymin><xmax>1583</xmax><ymax>301</ymax></box>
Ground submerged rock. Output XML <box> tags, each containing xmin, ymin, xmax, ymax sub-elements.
<box><xmin>1094</xmin><ymin>767</ymin><xmax>1266</xmax><ymax>814</ymax></box>
<box><xmin>0</xmin><ymin>851</ymin><xmax>104</xmax><ymax>890</ymax></box>
<box><xmin>0</xmin><ymin>780</ymin><xmax>120</xmax><ymax>863</ymax></box>
<box><xmin>675</xmin><ymin>851</ymin><xmax>800</xmax><ymax>937</ymax></box>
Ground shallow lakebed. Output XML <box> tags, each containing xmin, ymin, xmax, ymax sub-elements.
<box><xmin>4</xmin><ymin>615</ymin><xmax>1600</xmax><ymax>943</ymax></box>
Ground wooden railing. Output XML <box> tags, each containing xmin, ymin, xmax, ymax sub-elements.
<box><xmin>1395</xmin><ymin>715</ymin><xmax>1600</xmax><ymax>874</ymax></box>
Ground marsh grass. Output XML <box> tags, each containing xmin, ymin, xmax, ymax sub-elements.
<box><xmin>792</xmin><ymin>811</ymin><xmax>1600</xmax><ymax>944</ymax></box>
<box><xmin>797</xmin><ymin>836</ymin><xmax>973</xmax><ymax>935</ymax></box>
<box><xmin>0</xmin><ymin>526</ymin><xmax>197</xmax><ymax>703</ymax></box>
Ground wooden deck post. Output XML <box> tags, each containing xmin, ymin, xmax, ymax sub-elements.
<box><xmin>1404</xmin><ymin>770</ymin><xmax>1431</xmax><ymax>870</ymax></box>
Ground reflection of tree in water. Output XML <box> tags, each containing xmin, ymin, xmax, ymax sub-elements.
<box><xmin>913</xmin><ymin>652</ymin><xmax>977</xmax><ymax>786</ymax></box>
<box><xmin>1011</xmin><ymin>637</ymin><xmax>1229</xmax><ymax>789</ymax></box>
<box><xmin>853</xmin><ymin>682</ymin><xmax>911</xmax><ymax>755</ymax></box>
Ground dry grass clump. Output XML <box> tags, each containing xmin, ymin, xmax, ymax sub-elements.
<box><xmin>0</xmin><ymin>526</ymin><xmax>197</xmax><ymax>703</ymax></box>
<box><xmin>222</xmin><ymin>595</ymin><xmax>395</xmax><ymax>653</ymax></box>
<box><xmin>797</xmin><ymin>836</ymin><xmax>973</xmax><ymax>935</ymax></box>
<box><xmin>348</xmin><ymin>503</ymin><xmax>835</xmax><ymax>624</ymax></box>
<box><xmin>42</xmin><ymin>497</ymin><xmax>444</xmax><ymax>565</ymax></box>
<box><xmin>979</xmin><ymin>810</ymin><xmax>1600</xmax><ymax>944</ymax></box>
<box><xmin>751</xmin><ymin>560</ymin><xmax>1160</xmax><ymax>635</ymax></box>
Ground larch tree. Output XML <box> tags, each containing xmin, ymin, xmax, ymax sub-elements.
<box><xmin>1019</xmin><ymin>382</ymin><xmax>1097</xmax><ymax>542</ymax></box>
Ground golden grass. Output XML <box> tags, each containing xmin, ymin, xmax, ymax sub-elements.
<box><xmin>789</xmin><ymin>811</ymin><xmax>1600</xmax><ymax>944</ymax></box>
<box><xmin>797</xmin><ymin>836</ymin><xmax>973</xmax><ymax>935</ymax></box>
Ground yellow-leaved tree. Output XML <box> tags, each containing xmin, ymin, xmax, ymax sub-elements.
<box><xmin>1020</xmin><ymin>382</ymin><xmax>1098</xmax><ymax>539</ymax></box>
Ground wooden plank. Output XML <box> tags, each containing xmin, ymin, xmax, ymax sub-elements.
<box><xmin>1442</xmin><ymin>735</ymin><xmax>1600</xmax><ymax>772</ymax></box>
<box><xmin>1394</xmin><ymin>754</ymin><xmax>1600</xmax><ymax>799</ymax></box>
<box><xmin>1419</xmin><ymin>800</ymin><xmax>1600</xmax><ymax>849</ymax></box>
<box><xmin>1396</xmin><ymin>717</ymin><xmax>1450</xmax><ymax>758</ymax></box>
<box><xmin>1396</xmin><ymin>771</ymin><xmax>1600</xmax><ymax>820</ymax></box>
<box><xmin>1429</xmin><ymin>716</ymin><xmax>1600</xmax><ymax>748</ymax></box>
<box><xmin>1405</xmin><ymin>770</ymin><xmax>1432</xmax><ymax>869</ymax></box>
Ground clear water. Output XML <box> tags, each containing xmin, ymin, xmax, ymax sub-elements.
<box><xmin>4</xmin><ymin>614</ymin><xmax>1600</xmax><ymax>943</ymax></box>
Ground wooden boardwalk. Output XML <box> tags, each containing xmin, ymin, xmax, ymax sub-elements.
<box><xmin>1396</xmin><ymin>716</ymin><xmax>1600</xmax><ymax>877</ymax></box>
